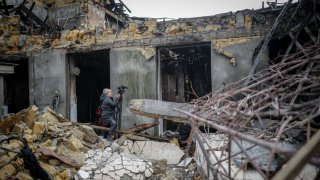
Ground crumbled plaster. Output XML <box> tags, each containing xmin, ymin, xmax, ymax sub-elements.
<box><xmin>139</xmin><ymin>47</ymin><xmax>155</xmax><ymax>60</ymax></box>
<box><xmin>211</xmin><ymin>37</ymin><xmax>257</xmax><ymax>66</ymax></box>
<box><xmin>212</xmin><ymin>37</ymin><xmax>254</xmax><ymax>47</ymax></box>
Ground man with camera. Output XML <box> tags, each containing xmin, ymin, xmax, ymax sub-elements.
<box><xmin>99</xmin><ymin>88</ymin><xmax>121</xmax><ymax>141</ymax></box>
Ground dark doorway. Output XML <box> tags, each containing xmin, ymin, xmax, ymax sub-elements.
<box><xmin>159</xmin><ymin>44</ymin><xmax>212</xmax><ymax>134</ymax></box>
<box><xmin>69</xmin><ymin>50</ymin><xmax>110</xmax><ymax>123</ymax></box>
<box><xmin>2</xmin><ymin>59</ymin><xmax>29</xmax><ymax>113</ymax></box>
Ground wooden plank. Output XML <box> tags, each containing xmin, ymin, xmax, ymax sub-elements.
<box><xmin>272</xmin><ymin>129</ymin><xmax>320</xmax><ymax>180</ymax></box>
<box><xmin>124</xmin><ymin>121</ymin><xmax>160</xmax><ymax>133</ymax></box>
<box><xmin>129</xmin><ymin>99</ymin><xmax>190</xmax><ymax>123</ymax></box>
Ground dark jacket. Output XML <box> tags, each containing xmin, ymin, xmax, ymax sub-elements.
<box><xmin>100</xmin><ymin>94</ymin><xmax>118</xmax><ymax>116</ymax></box>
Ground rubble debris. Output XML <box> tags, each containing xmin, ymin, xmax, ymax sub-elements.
<box><xmin>273</xmin><ymin>128</ymin><xmax>320</xmax><ymax>180</ymax></box>
<box><xmin>177</xmin><ymin>44</ymin><xmax>320</xmax><ymax>179</ymax></box>
<box><xmin>0</xmin><ymin>106</ymin><xmax>105</xmax><ymax>179</ymax></box>
<box><xmin>0</xmin><ymin>164</ymin><xmax>17</xmax><ymax>180</ymax></box>
<box><xmin>78</xmin><ymin>147</ymin><xmax>153</xmax><ymax>180</ymax></box>
<box><xmin>120</xmin><ymin>140</ymin><xmax>184</xmax><ymax>164</ymax></box>
<box><xmin>149</xmin><ymin>159</ymin><xmax>202</xmax><ymax>180</ymax></box>
<box><xmin>177</xmin><ymin>157</ymin><xmax>193</xmax><ymax>167</ymax></box>
<box><xmin>21</xmin><ymin>138</ymin><xmax>53</xmax><ymax>180</ymax></box>
<box><xmin>0</xmin><ymin>105</ymin><xmax>205</xmax><ymax>179</ymax></box>
<box><xmin>230</xmin><ymin>138</ymin><xmax>295</xmax><ymax>171</ymax></box>
<box><xmin>194</xmin><ymin>133</ymin><xmax>263</xmax><ymax>179</ymax></box>
<box><xmin>38</xmin><ymin>147</ymin><xmax>82</xmax><ymax>168</ymax></box>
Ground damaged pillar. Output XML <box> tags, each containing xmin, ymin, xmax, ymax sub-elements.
<box><xmin>29</xmin><ymin>49</ymin><xmax>68</xmax><ymax>116</ymax></box>
<box><xmin>110</xmin><ymin>47</ymin><xmax>157</xmax><ymax>134</ymax></box>
<box><xmin>211</xmin><ymin>37</ymin><xmax>269</xmax><ymax>91</ymax></box>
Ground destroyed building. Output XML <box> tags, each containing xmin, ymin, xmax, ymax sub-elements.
<box><xmin>0</xmin><ymin>0</ymin><xmax>286</xmax><ymax>131</ymax></box>
<box><xmin>0</xmin><ymin>0</ymin><xmax>320</xmax><ymax>179</ymax></box>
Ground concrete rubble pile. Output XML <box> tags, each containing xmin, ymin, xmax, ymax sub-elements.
<box><xmin>0</xmin><ymin>105</ymin><xmax>204</xmax><ymax>180</ymax></box>
<box><xmin>0</xmin><ymin>105</ymin><xmax>106</xmax><ymax>179</ymax></box>
<box><xmin>77</xmin><ymin>133</ymin><xmax>203</xmax><ymax>179</ymax></box>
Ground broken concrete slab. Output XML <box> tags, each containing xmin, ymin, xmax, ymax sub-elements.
<box><xmin>121</xmin><ymin>140</ymin><xmax>184</xmax><ymax>164</ymax></box>
<box><xmin>129</xmin><ymin>99</ymin><xmax>190</xmax><ymax>123</ymax></box>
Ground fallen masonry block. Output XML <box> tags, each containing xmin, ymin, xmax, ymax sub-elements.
<box><xmin>129</xmin><ymin>99</ymin><xmax>190</xmax><ymax>123</ymax></box>
<box><xmin>39</xmin><ymin>147</ymin><xmax>82</xmax><ymax>168</ymax></box>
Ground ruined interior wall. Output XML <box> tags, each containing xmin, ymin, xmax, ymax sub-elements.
<box><xmin>29</xmin><ymin>49</ymin><xmax>67</xmax><ymax>115</ymax></box>
<box><xmin>0</xmin><ymin>7</ymin><xmax>277</xmax><ymax>54</ymax></box>
<box><xmin>211</xmin><ymin>36</ymin><xmax>269</xmax><ymax>91</ymax></box>
<box><xmin>48</xmin><ymin>3</ymin><xmax>85</xmax><ymax>30</ymax></box>
<box><xmin>86</xmin><ymin>2</ymin><xmax>106</xmax><ymax>30</ymax></box>
<box><xmin>110</xmin><ymin>47</ymin><xmax>157</xmax><ymax>133</ymax></box>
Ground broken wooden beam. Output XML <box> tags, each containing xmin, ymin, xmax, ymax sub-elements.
<box><xmin>123</xmin><ymin>132</ymin><xmax>170</xmax><ymax>142</ymax></box>
<box><xmin>129</xmin><ymin>99</ymin><xmax>190</xmax><ymax>123</ymax></box>
<box><xmin>124</xmin><ymin>121</ymin><xmax>159</xmax><ymax>133</ymax></box>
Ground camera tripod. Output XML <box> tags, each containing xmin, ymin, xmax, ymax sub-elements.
<box><xmin>115</xmin><ymin>86</ymin><xmax>127</xmax><ymax>130</ymax></box>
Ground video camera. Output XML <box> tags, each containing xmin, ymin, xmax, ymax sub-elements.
<box><xmin>117</xmin><ymin>85</ymin><xmax>128</xmax><ymax>94</ymax></box>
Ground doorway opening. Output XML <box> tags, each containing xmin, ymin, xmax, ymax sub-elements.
<box><xmin>159</xmin><ymin>43</ymin><xmax>212</xmax><ymax>136</ymax></box>
<box><xmin>1</xmin><ymin>59</ymin><xmax>29</xmax><ymax>114</ymax></box>
<box><xmin>68</xmin><ymin>50</ymin><xmax>110</xmax><ymax>123</ymax></box>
